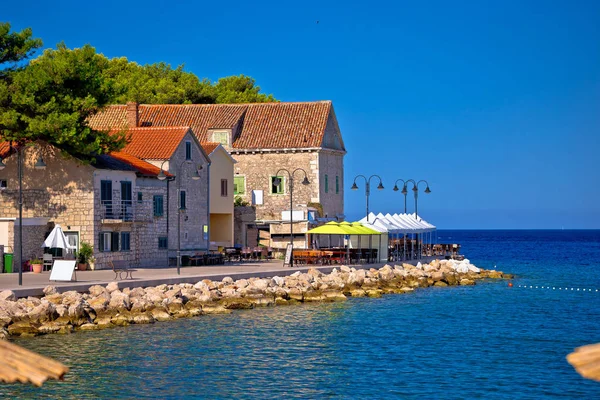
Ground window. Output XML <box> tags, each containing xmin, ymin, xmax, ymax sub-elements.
<box><xmin>101</xmin><ymin>180</ymin><xmax>112</xmax><ymax>217</ymax></box>
<box><xmin>153</xmin><ymin>195</ymin><xmax>164</xmax><ymax>217</ymax></box>
<box><xmin>137</xmin><ymin>192</ymin><xmax>143</xmax><ymax>203</ymax></box>
<box><xmin>221</xmin><ymin>179</ymin><xmax>228</xmax><ymax>197</ymax></box>
<box><xmin>179</xmin><ymin>190</ymin><xmax>187</xmax><ymax>210</ymax></box>
<box><xmin>158</xmin><ymin>237</ymin><xmax>168</xmax><ymax>249</ymax></box>
<box><xmin>185</xmin><ymin>141</ymin><xmax>192</xmax><ymax>160</ymax></box>
<box><xmin>99</xmin><ymin>232</ymin><xmax>119</xmax><ymax>252</ymax></box>
<box><xmin>233</xmin><ymin>176</ymin><xmax>245</xmax><ymax>195</ymax></box>
<box><xmin>212</xmin><ymin>132</ymin><xmax>229</xmax><ymax>146</ymax></box>
<box><xmin>271</xmin><ymin>176</ymin><xmax>284</xmax><ymax>194</ymax></box>
<box><xmin>0</xmin><ymin>180</ymin><xmax>6</xmax><ymax>189</ymax></box>
<box><xmin>336</xmin><ymin>176</ymin><xmax>339</xmax><ymax>194</ymax></box>
<box><xmin>325</xmin><ymin>174</ymin><xmax>329</xmax><ymax>193</ymax></box>
<box><xmin>121</xmin><ymin>232</ymin><xmax>131</xmax><ymax>251</ymax></box>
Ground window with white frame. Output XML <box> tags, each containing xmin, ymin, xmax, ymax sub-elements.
<box><xmin>0</xmin><ymin>179</ymin><xmax>6</xmax><ymax>189</ymax></box>
<box><xmin>212</xmin><ymin>132</ymin><xmax>229</xmax><ymax>146</ymax></box>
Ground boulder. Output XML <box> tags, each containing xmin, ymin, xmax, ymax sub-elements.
<box><xmin>106</xmin><ymin>282</ymin><xmax>120</xmax><ymax>293</ymax></box>
<box><xmin>43</xmin><ymin>286</ymin><xmax>58</xmax><ymax>295</ymax></box>
<box><xmin>460</xmin><ymin>279</ymin><xmax>476</xmax><ymax>286</ymax></box>
<box><xmin>7</xmin><ymin>321</ymin><xmax>39</xmax><ymax>337</ymax></box>
<box><xmin>271</xmin><ymin>276</ymin><xmax>285</xmax><ymax>287</ymax></box>
<box><xmin>89</xmin><ymin>285</ymin><xmax>108</xmax><ymax>297</ymax></box>
<box><xmin>378</xmin><ymin>265</ymin><xmax>395</xmax><ymax>282</ymax></box>
<box><xmin>222</xmin><ymin>276</ymin><xmax>234</xmax><ymax>284</ymax></box>
<box><xmin>434</xmin><ymin>281</ymin><xmax>448</xmax><ymax>287</ymax></box>
<box><xmin>0</xmin><ymin>290</ymin><xmax>16</xmax><ymax>302</ymax></box>
<box><xmin>109</xmin><ymin>291</ymin><xmax>131</xmax><ymax>310</ymax></box>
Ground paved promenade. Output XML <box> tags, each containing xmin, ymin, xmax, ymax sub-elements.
<box><xmin>0</xmin><ymin>258</ymin><xmax>436</xmax><ymax>298</ymax></box>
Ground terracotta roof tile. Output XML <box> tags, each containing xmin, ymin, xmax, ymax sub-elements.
<box><xmin>121</xmin><ymin>126</ymin><xmax>190</xmax><ymax>160</ymax></box>
<box><xmin>108</xmin><ymin>151</ymin><xmax>171</xmax><ymax>177</ymax></box>
<box><xmin>89</xmin><ymin>101</ymin><xmax>334</xmax><ymax>150</ymax></box>
<box><xmin>0</xmin><ymin>141</ymin><xmax>12</xmax><ymax>159</ymax></box>
<box><xmin>200</xmin><ymin>142</ymin><xmax>220</xmax><ymax>155</ymax></box>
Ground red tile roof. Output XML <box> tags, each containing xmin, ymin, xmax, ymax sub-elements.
<box><xmin>89</xmin><ymin>101</ymin><xmax>336</xmax><ymax>150</ymax></box>
<box><xmin>108</xmin><ymin>151</ymin><xmax>171</xmax><ymax>177</ymax></box>
<box><xmin>121</xmin><ymin>126</ymin><xmax>191</xmax><ymax>160</ymax></box>
<box><xmin>0</xmin><ymin>141</ymin><xmax>12</xmax><ymax>159</ymax></box>
<box><xmin>200</xmin><ymin>142</ymin><xmax>220</xmax><ymax>156</ymax></box>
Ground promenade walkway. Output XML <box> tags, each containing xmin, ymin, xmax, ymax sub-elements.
<box><xmin>0</xmin><ymin>257</ymin><xmax>436</xmax><ymax>298</ymax></box>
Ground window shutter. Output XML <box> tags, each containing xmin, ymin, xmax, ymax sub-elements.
<box><xmin>99</xmin><ymin>233</ymin><xmax>104</xmax><ymax>252</ymax></box>
<box><xmin>111</xmin><ymin>232</ymin><xmax>119</xmax><ymax>252</ymax></box>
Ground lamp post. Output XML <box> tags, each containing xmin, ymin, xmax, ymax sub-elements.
<box><xmin>273</xmin><ymin>168</ymin><xmax>310</xmax><ymax>268</ymax></box>
<box><xmin>0</xmin><ymin>143</ymin><xmax>46</xmax><ymax>286</ymax></box>
<box><xmin>158</xmin><ymin>160</ymin><xmax>201</xmax><ymax>275</ymax></box>
<box><xmin>392</xmin><ymin>179</ymin><xmax>409</xmax><ymax>213</ymax></box>
<box><xmin>413</xmin><ymin>180</ymin><xmax>431</xmax><ymax>220</ymax></box>
<box><xmin>350</xmin><ymin>175</ymin><xmax>384</xmax><ymax>222</ymax></box>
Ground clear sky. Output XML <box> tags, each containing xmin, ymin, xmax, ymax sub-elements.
<box><xmin>4</xmin><ymin>0</ymin><xmax>600</xmax><ymax>228</ymax></box>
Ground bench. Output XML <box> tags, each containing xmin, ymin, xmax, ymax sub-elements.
<box><xmin>108</xmin><ymin>260</ymin><xmax>136</xmax><ymax>280</ymax></box>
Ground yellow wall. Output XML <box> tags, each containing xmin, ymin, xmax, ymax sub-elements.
<box><xmin>208</xmin><ymin>146</ymin><xmax>234</xmax><ymax>247</ymax></box>
<box><xmin>210</xmin><ymin>213</ymin><xmax>233</xmax><ymax>246</ymax></box>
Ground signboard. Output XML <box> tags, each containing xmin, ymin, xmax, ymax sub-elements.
<box><xmin>49</xmin><ymin>260</ymin><xmax>77</xmax><ymax>282</ymax></box>
<box><xmin>283</xmin><ymin>243</ymin><xmax>293</xmax><ymax>267</ymax></box>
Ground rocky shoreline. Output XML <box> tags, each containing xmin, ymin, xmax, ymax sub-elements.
<box><xmin>0</xmin><ymin>259</ymin><xmax>512</xmax><ymax>339</ymax></box>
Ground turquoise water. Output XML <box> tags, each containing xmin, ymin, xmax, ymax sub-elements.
<box><xmin>2</xmin><ymin>230</ymin><xmax>599</xmax><ymax>399</ymax></box>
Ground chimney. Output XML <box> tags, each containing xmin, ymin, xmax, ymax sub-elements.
<box><xmin>126</xmin><ymin>102</ymin><xmax>139</xmax><ymax>128</ymax></box>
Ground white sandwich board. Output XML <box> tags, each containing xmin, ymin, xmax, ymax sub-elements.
<box><xmin>49</xmin><ymin>260</ymin><xmax>77</xmax><ymax>282</ymax></box>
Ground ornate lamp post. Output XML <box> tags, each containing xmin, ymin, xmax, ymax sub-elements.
<box><xmin>392</xmin><ymin>179</ymin><xmax>409</xmax><ymax>213</ymax></box>
<box><xmin>351</xmin><ymin>175</ymin><xmax>384</xmax><ymax>222</ymax></box>
<box><xmin>0</xmin><ymin>143</ymin><xmax>46</xmax><ymax>286</ymax></box>
<box><xmin>273</xmin><ymin>168</ymin><xmax>310</xmax><ymax>268</ymax></box>
<box><xmin>158</xmin><ymin>160</ymin><xmax>201</xmax><ymax>275</ymax></box>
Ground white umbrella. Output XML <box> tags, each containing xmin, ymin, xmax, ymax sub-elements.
<box><xmin>41</xmin><ymin>225</ymin><xmax>74</xmax><ymax>250</ymax></box>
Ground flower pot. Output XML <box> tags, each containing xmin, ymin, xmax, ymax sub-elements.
<box><xmin>32</xmin><ymin>264</ymin><xmax>43</xmax><ymax>273</ymax></box>
<box><xmin>77</xmin><ymin>263</ymin><xmax>87</xmax><ymax>271</ymax></box>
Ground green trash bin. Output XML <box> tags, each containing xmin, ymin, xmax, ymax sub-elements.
<box><xmin>3</xmin><ymin>253</ymin><xmax>13</xmax><ymax>273</ymax></box>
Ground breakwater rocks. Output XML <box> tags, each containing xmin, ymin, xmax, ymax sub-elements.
<box><xmin>0</xmin><ymin>259</ymin><xmax>512</xmax><ymax>339</ymax></box>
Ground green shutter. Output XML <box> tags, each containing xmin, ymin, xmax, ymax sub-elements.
<box><xmin>325</xmin><ymin>175</ymin><xmax>329</xmax><ymax>193</ymax></box>
<box><xmin>234</xmin><ymin>176</ymin><xmax>245</xmax><ymax>194</ymax></box>
<box><xmin>153</xmin><ymin>195</ymin><xmax>163</xmax><ymax>217</ymax></box>
<box><xmin>111</xmin><ymin>232</ymin><xmax>119</xmax><ymax>252</ymax></box>
<box><xmin>99</xmin><ymin>233</ymin><xmax>104</xmax><ymax>252</ymax></box>
<box><xmin>336</xmin><ymin>176</ymin><xmax>339</xmax><ymax>194</ymax></box>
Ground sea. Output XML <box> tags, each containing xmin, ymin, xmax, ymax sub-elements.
<box><xmin>2</xmin><ymin>230</ymin><xmax>599</xmax><ymax>399</ymax></box>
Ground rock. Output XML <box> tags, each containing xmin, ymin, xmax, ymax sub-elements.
<box><xmin>200</xmin><ymin>304</ymin><xmax>231</xmax><ymax>314</ymax></box>
<box><xmin>165</xmin><ymin>288</ymin><xmax>182</xmax><ymax>299</ymax></box>
<box><xmin>109</xmin><ymin>291</ymin><xmax>131</xmax><ymax>310</ymax></box>
<box><xmin>88</xmin><ymin>296</ymin><xmax>109</xmax><ymax>313</ymax></box>
<box><xmin>43</xmin><ymin>286</ymin><xmax>58</xmax><ymax>295</ymax></box>
<box><xmin>79</xmin><ymin>323</ymin><xmax>103</xmax><ymax>331</ymax></box>
<box><xmin>106</xmin><ymin>282</ymin><xmax>120</xmax><ymax>293</ymax></box>
<box><xmin>251</xmin><ymin>279</ymin><xmax>270</xmax><ymax>292</ymax></box>
<box><xmin>129</xmin><ymin>287</ymin><xmax>146</xmax><ymax>298</ymax></box>
<box><xmin>132</xmin><ymin>312</ymin><xmax>155</xmax><ymax>324</ymax></box>
<box><xmin>467</xmin><ymin>264</ymin><xmax>480</xmax><ymax>273</ymax></box>
<box><xmin>460</xmin><ymin>279</ymin><xmax>475</xmax><ymax>286</ymax></box>
<box><xmin>44</xmin><ymin>293</ymin><xmax>64</xmax><ymax>305</ymax></box>
<box><xmin>365</xmin><ymin>289</ymin><xmax>383</xmax><ymax>298</ymax></box>
<box><xmin>431</xmin><ymin>271</ymin><xmax>444</xmax><ymax>282</ymax></box>
<box><xmin>271</xmin><ymin>276</ymin><xmax>285</xmax><ymax>287</ymax></box>
<box><xmin>416</xmin><ymin>262</ymin><xmax>423</xmax><ymax>270</ymax></box>
<box><xmin>378</xmin><ymin>265</ymin><xmax>395</xmax><ymax>282</ymax></box>
<box><xmin>222</xmin><ymin>276</ymin><xmax>234</xmax><ymax>284</ymax></box>
<box><xmin>434</xmin><ymin>281</ymin><xmax>448</xmax><ymax>287</ymax></box>
<box><xmin>149</xmin><ymin>306</ymin><xmax>171</xmax><ymax>322</ymax></box>
<box><xmin>8</xmin><ymin>321</ymin><xmax>39</xmax><ymax>337</ymax></box>
<box><xmin>194</xmin><ymin>281</ymin><xmax>210</xmax><ymax>291</ymax></box>
<box><xmin>307</xmin><ymin>268</ymin><xmax>323</xmax><ymax>278</ymax></box>
<box><xmin>0</xmin><ymin>290</ymin><xmax>16</xmax><ymax>302</ymax></box>
<box><xmin>340</xmin><ymin>265</ymin><xmax>351</xmax><ymax>273</ymax></box>
<box><xmin>89</xmin><ymin>285</ymin><xmax>108</xmax><ymax>297</ymax></box>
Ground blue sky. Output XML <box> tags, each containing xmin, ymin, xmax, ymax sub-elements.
<box><xmin>5</xmin><ymin>0</ymin><xmax>600</xmax><ymax>228</ymax></box>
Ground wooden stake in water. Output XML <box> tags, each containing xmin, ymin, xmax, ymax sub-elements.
<box><xmin>0</xmin><ymin>340</ymin><xmax>69</xmax><ymax>386</ymax></box>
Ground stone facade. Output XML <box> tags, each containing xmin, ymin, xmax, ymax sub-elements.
<box><xmin>0</xmin><ymin>138</ymin><xmax>210</xmax><ymax>271</ymax></box>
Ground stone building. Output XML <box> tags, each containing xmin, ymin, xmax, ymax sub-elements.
<box><xmin>0</xmin><ymin>128</ymin><xmax>209</xmax><ymax>271</ymax></box>
<box><xmin>89</xmin><ymin>101</ymin><xmax>346</xmax><ymax>249</ymax></box>
<box><xmin>201</xmin><ymin>143</ymin><xmax>236</xmax><ymax>248</ymax></box>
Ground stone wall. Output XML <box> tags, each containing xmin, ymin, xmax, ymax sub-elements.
<box><xmin>233</xmin><ymin>206</ymin><xmax>257</xmax><ymax>247</ymax></box>
<box><xmin>318</xmin><ymin>151</ymin><xmax>344</xmax><ymax>218</ymax></box>
<box><xmin>167</xmin><ymin>132</ymin><xmax>210</xmax><ymax>254</ymax></box>
<box><xmin>0</xmin><ymin>145</ymin><xmax>96</xmax><ymax>269</ymax></box>
<box><xmin>232</xmin><ymin>151</ymin><xmax>321</xmax><ymax>221</ymax></box>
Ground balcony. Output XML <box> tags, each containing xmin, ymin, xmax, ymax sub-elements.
<box><xmin>100</xmin><ymin>200</ymin><xmax>153</xmax><ymax>223</ymax></box>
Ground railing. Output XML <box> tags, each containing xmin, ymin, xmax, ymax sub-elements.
<box><xmin>100</xmin><ymin>200</ymin><xmax>154</xmax><ymax>222</ymax></box>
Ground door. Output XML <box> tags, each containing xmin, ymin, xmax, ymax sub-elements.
<box><xmin>101</xmin><ymin>180</ymin><xmax>113</xmax><ymax>218</ymax></box>
<box><xmin>64</xmin><ymin>232</ymin><xmax>79</xmax><ymax>258</ymax></box>
<box><xmin>121</xmin><ymin>181</ymin><xmax>132</xmax><ymax>221</ymax></box>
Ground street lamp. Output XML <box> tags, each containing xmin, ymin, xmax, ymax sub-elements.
<box><xmin>273</xmin><ymin>168</ymin><xmax>310</xmax><ymax>268</ymax></box>
<box><xmin>158</xmin><ymin>160</ymin><xmax>201</xmax><ymax>275</ymax></box>
<box><xmin>0</xmin><ymin>143</ymin><xmax>46</xmax><ymax>286</ymax></box>
<box><xmin>413</xmin><ymin>180</ymin><xmax>431</xmax><ymax>220</ymax></box>
<box><xmin>351</xmin><ymin>174</ymin><xmax>384</xmax><ymax>222</ymax></box>
<box><xmin>392</xmin><ymin>179</ymin><xmax>409</xmax><ymax>213</ymax></box>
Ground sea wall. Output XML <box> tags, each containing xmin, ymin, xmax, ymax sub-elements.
<box><xmin>0</xmin><ymin>259</ymin><xmax>512</xmax><ymax>339</ymax></box>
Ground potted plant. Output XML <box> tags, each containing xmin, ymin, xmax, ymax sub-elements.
<box><xmin>30</xmin><ymin>257</ymin><xmax>43</xmax><ymax>273</ymax></box>
<box><xmin>77</xmin><ymin>242</ymin><xmax>93</xmax><ymax>271</ymax></box>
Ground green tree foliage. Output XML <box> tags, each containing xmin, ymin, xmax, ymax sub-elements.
<box><xmin>105</xmin><ymin>57</ymin><xmax>277</xmax><ymax>105</ymax></box>
<box><xmin>0</xmin><ymin>36</ymin><xmax>126</xmax><ymax>159</ymax></box>
<box><xmin>0</xmin><ymin>22</ymin><xmax>42</xmax><ymax>74</ymax></box>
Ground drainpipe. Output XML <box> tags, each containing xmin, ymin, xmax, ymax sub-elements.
<box><xmin>206</xmin><ymin>161</ymin><xmax>211</xmax><ymax>251</ymax></box>
<box><xmin>166</xmin><ymin>178</ymin><xmax>170</xmax><ymax>266</ymax></box>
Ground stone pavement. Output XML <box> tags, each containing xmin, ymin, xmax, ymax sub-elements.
<box><xmin>0</xmin><ymin>257</ymin><xmax>436</xmax><ymax>298</ymax></box>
